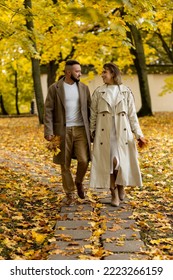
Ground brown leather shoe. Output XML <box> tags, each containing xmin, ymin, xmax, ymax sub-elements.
<box><xmin>75</xmin><ymin>182</ymin><xmax>85</xmax><ymax>199</ymax></box>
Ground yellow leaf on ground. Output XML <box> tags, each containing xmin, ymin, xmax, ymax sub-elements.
<box><xmin>32</xmin><ymin>231</ymin><xmax>46</xmax><ymax>244</ymax></box>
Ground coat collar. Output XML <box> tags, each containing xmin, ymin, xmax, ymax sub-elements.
<box><xmin>98</xmin><ymin>84</ymin><xmax>125</xmax><ymax>107</ymax></box>
<box><xmin>55</xmin><ymin>78</ymin><xmax>83</xmax><ymax>109</ymax></box>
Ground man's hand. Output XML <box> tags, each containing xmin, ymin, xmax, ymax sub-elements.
<box><xmin>46</xmin><ymin>135</ymin><xmax>61</xmax><ymax>155</ymax></box>
<box><xmin>45</xmin><ymin>135</ymin><xmax>54</xmax><ymax>141</ymax></box>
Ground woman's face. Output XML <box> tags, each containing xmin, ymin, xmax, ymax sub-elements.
<box><xmin>101</xmin><ymin>68</ymin><xmax>114</xmax><ymax>85</ymax></box>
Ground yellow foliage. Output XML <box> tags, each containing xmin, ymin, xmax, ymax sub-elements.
<box><xmin>32</xmin><ymin>231</ymin><xmax>46</xmax><ymax>245</ymax></box>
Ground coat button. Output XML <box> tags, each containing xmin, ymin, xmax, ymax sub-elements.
<box><xmin>124</xmin><ymin>128</ymin><xmax>126</xmax><ymax>131</ymax></box>
<box><xmin>100</xmin><ymin>142</ymin><xmax>103</xmax><ymax>145</ymax></box>
<box><xmin>103</xmin><ymin>114</ymin><xmax>105</xmax><ymax>116</ymax></box>
<box><xmin>122</xmin><ymin>113</ymin><xmax>124</xmax><ymax>116</ymax></box>
<box><xmin>102</xmin><ymin>128</ymin><xmax>104</xmax><ymax>131</ymax></box>
<box><xmin>125</xmin><ymin>142</ymin><xmax>128</xmax><ymax>145</ymax></box>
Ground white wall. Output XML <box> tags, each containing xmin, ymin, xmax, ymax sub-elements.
<box><xmin>41</xmin><ymin>73</ymin><xmax>173</xmax><ymax>112</ymax></box>
<box><xmin>42</xmin><ymin>74</ymin><xmax>48</xmax><ymax>102</ymax></box>
<box><xmin>87</xmin><ymin>74</ymin><xmax>173</xmax><ymax>112</ymax></box>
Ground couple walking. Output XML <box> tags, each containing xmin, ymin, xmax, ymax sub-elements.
<box><xmin>44</xmin><ymin>60</ymin><xmax>146</xmax><ymax>206</ymax></box>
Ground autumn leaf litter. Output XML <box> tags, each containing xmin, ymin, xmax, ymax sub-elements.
<box><xmin>0</xmin><ymin>114</ymin><xmax>173</xmax><ymax>260</ymax></box>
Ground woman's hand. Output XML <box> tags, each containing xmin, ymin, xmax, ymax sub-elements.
<box><xmin>138</xmin><ymin>137</ymin><xmax>147</xmax><ymax>148</ymax></box>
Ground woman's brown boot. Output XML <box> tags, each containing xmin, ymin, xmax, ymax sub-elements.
<box><xmin>110</xmin><ymin>186</ymin><xmax>120</xmax><ymax>207</ymax></box>
<box><xmin>117</xmin><ymin>185</ymin><xmax>125</xmax><ymax>201</ymax></box>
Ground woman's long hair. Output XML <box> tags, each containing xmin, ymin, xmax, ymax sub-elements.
<box><xmin>103</xmin><ymin>63</ymin><xmax>122</xmax><ymax>85</ymax></box>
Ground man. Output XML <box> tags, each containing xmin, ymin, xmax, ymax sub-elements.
<box><xmin>44</xmin><ymin>60</ymin><xmax>91</xmax><ymax>205</ymax></box>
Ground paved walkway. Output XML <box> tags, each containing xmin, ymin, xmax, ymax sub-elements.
<box><xmin>0</xmin><ymin>150</ymin><xmax>148</xmax><ymax>260</ymax></box>
<box><xmin>48</xmin><ymin>189</ymin><xmax>148</xmax><ymax>260</ymax></box>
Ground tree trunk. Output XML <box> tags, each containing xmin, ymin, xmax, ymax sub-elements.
<box><xmin>155</xmin><ymin>19</ymin><xmax>173</xmax><ymax>63</ymax></box>
<box><xmin>127</xmin><ymin>24</ymin><xmax>153</xmax><ymax>116</ymax></box>
<box><xmin>47</xmin><ymin>60</ymin><xmax>59</xmax><ymax>87</ymax></box>
<box><xmin>31</xmin><ymin>57</ymin><xmax>44</xmax><ymax>122</ymax></box>
<box><xmin>14</xmin><ymin>70</ymin><xmax>20</xmax><ymax>115</ymax></box>
<box><xmin>24</xmin><ymin>0</ymin><xmax>44</xmax><ymax>124</ymax></box>
<box><xmin>0</xmin><ymin>95</ymin><xmax>8</xmax><ymax>115</ymax></box>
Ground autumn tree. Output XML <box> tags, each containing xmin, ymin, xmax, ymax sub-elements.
<box><xmin>24</xmin><ymin>0</ymin><xmax>44</xmax><ymax>124</ymax></box>
<box><xmin>0</xmin><ymin>1</ymin><xmax>35</xmax><ymax>115</ymax></box>
<box><xmin>0</xmin><ymin>55</ymin><xmax>34</xmax><ymax>115</ymax></box>
<box><xmin>144</xmin><ymin>0</ymin><xmax>173</xmax><ymax>96</ymax></box>
<box><xmin>0</xmin><ymin>0</ymin><xmax>173</xmax><ymax>118</ymax></box>
<box><xmin>126</xmin><ymin>23</ymin><xmax>152</xmax><ymax>116</ymax></box>
<box><xmin>64</xmin><ymin>0</ymin><xmax>154</xmax><ymax>115</ymax></box>
<box><xmin>147</xmin><ymin>0</ymin><xmax>173</xmax><ymax>64</ymax></box>
<box><xmin>0</xmin><ymin>95</ymin><xmax>8</xmax><ymax>115</ymax></box>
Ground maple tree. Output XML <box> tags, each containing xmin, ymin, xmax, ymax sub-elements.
<box><xmin>0</xmin><ymin>0</ymin><xmax>173</xmax><ymax>119</ymax></box>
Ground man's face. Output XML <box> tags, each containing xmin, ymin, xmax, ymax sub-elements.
<box><xmin>70</xmin><ymin>64</ymin><xmax>82</xmax><ymax>82</ymax></box>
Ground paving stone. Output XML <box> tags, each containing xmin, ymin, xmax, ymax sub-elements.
<box><xmin>60</xmin><ymin>213</ymin><xmax>89</xmax><ymax>221</ymax></box>
<box><xmin>106</xmin><ymin>219</ymin><xmax>136</xmax><ymax>229</ymax></box>
<box><xmin>60</xmin><ymin>206</ymin><xmax>79</xmax><ymax>213</ymax></box>
<box><xmin>103</xmin><ymin>240</ymin><xmax>145</xmax><ymax>253</ymax></box>
<box><xmin>55</xmin><ymin>229</ymin><xmax>92</xmax><ymax>240</ymax></box>
<box><xmin>102</xmin><ymin>229</ymin><xmax>140</xmax><ymax>240</ymax></box>
<box><xmin>101</xmin><ymin>210</ymin><xmax>133</xmax><ymax>219</ymax></box>
<box><xmin>53</xmin><ymin>240</ymin><xmax>92</xmax><ymax>253</ymax></box>
<box><xmin>104</xmin><ymin>253</ymin><xmax>149</xmax><ymax>260</ymax></box>
<box><xmin>55</xmin><ymin>220</ymin><xmax>90</xmax><ymax>229</ymax></box>
<box><xmin>100</xmin><ymin>197</ymin><xmax>128</xmax><ymax>205</ymax></box>
<box><xmin>60</xmin><ymin>213</ymin><xmax>76</xmax><ymax>220</ymax></box>
<box><xmin>84</xmin><ymin>204</ymin><xmax>93</xmax><ymax>210</ymax></box>
<box><xmin>60</xmin><ymin>204</ymin><xmax>93</xmax><ymax>213</ymax></box>
<box><xmin>48</xmin><ymin>254</ymin><xmax>79</xmax><ymax>260</ymax></box>
<box><xmin>104</xmin><ymin>253</ymin><xmax>135</xmax><ymax>260</ymax></box>
<box><xmin>75</xmin><ymin>204</ymin><xmax>93</xmax><ymax>211</ymax></box>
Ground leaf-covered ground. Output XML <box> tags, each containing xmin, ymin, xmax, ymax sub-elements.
<box><xmin>128</xmin><ymin>113</ymin><xmax>173</xmax><ymax>259</ymax></box>
<box><xmin>0</xmin><ymin>113</ymin><xmax>172</xmax><ymax>260</ymax></box>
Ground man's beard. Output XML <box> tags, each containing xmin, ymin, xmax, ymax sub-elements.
<box><xmin>71</xmin><ymin>74</ymin><xmax>80</xmax><ymax>83</ymax></box>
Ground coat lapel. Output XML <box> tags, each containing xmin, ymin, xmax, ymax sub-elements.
<box><xmin>99</xmin><ymin>85</ymin><xmax>124</xmax><ymax>108</ymax></box>
<box><xmin>78</xmin><ymin>82</ymin><xmax>84</xmax><ymax>108</ymax></box>
<box><xmin>55</xmin><ymin>79</ymin><xmax>66</xmax><ymax>109</ymax></box>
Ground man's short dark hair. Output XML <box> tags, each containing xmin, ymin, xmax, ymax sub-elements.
<box><xmin>65</xmin><ymin>60</ymin><xmax>80</xmax><ymax>66</ymax></box>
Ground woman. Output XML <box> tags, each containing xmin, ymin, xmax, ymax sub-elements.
<box><xmin>90</xmin><ymin>63</ymin><xmax>146</xmax><ymax>206</ymax></box>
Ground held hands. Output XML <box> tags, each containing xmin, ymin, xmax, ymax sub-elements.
<box><xmin>137</xmin><ymin>137</ymin><xmax>147</xmax><ymax>148</ymax></box>
<box><xmin>90</xmin><ymin>131</ymin><xmax>95</xmax><ymax>143</ymax></box>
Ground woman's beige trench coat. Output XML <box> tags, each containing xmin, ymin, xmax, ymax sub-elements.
<box><xmin>44</xmin><ymin>78</ymin><xmax>91</xmax><ymax>164</ymax></box>
<box><xmin>90</xmin><ymin>84</ymin><xmax>144</xmax><ymax>189</ymax></box>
